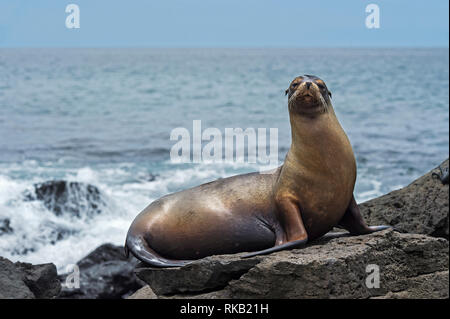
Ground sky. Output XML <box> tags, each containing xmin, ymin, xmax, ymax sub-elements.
<box><xmin>0</xmin><ymin>0</ymin><xmax>448</xmax><ymax>47</ymax></box>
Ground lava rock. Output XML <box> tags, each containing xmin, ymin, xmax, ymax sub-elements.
<box><xmin>360</xmin><ymin>159</ymin><xmax>449</xmax><ymax>239</ymax></box>
<box><xmin>0</xmin><ymin>257</ymin><xmax>34</xmax><ymax>299</ymax></box>
<box><xmin>145</xmin><ymin>173</ymin><xmax>158</xmax><ymax>182</ymax></box>
<box><xmin>15</xmin><ymin>262</ymin><xmax>61</xmax><ymax>299</ymax></box>
<box><xmin>127</xmin><ymin>285</ymin><xmax>157</xmax><ymax>299</ymax></box>
<box><xmin>135</xmin><ymin>230</ymin><xmax>448</xmax><ymax>299</ymax></box>
<box><xmin>136</xmin><ymin>255</ymin><xmax>260</xmax><ymax>295</ymax></box>
<box><xmin>0</xmin><ymin>218</ymin><xmax>13</xmax><ymax>235</ymax></box>
<box><xmin>25</xmin><ymin>180</ymin><xmax>106</xmax><ymax>218</ymax></box>
<box><xmin>58</xmin><ymin>243</ymin><xmax>144</xmax><ymax>299</ymax></box>
<box><xmin>0</xmin><ymin>257</ymin><xmax>60</xmax><ymax>299</ymax></box>
<box><xmin>38</xmin><ymin>221</ymin><xmax>78</xmax><ymax>245</ymax></box>
<box><xmin>372</xmin><ymin>271</ymin><xmax>449</xmax><ymax>299</ymax></box>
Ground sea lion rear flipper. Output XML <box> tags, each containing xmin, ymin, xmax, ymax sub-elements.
<box><xmin>432</xmin><ymin>165</ymin><xmax>449</xmax><ymax>185</ymax></box>
<box><xmin>126</xmin><ymin>232</ymin><xmax>192</xmax><ymax>268</ymax></box>
<box><xmin>241</xmin><ymin>238</ymin><xmax>308</xmax><ymax>258</ymax></box>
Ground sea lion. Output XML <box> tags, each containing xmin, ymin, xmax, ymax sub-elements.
<box><xmin>125</xmin><ymin>75</ymin><xmax>390</xmax><ymax>267</ymax></box>
<box><xmin>432</xmin><ymin>165</ymin><xmax>449</xmax><ymax>185</ymax></box>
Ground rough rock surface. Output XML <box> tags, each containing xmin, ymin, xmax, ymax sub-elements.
<box><xmin>136</xmin><ymin>255</ymin><xmax>260</xmax><ymax>295</ymax></box>
<box><xmin>134</xmin><ymin>230</ymin><xmax>448</xmax><ymax>299</ymax></box>
<box><xmin>360</xmin><ymin>159</ymin><xmax>449</xmax><ymax>239</ymax></box>
<box><xmin>127</xmin><ymin>285</ymin><xmax>158</xmax><ymax>299</ymax></box>
<box><xmin>24</xmin><ymin>180</ymin><xmax>106</xmax><ymax>218</ymax></box>
<box><xmin>0</xmin><ymin>257</ymin><xmax>60</xmax><ymax>299</ymax></box>
<box><xmin>372</xmin><ymin>271</ymin><xmax>449</xmax><ymax>299</ymax></box>
<box><xmin>0</xmin><ymin>257</ymin><xmax>34</xmax><ymax>299</ymax></box>
<box><xmin>58</xmin><ymin>243</ymin><xmax>144</xmax><ymax>299</ymax></box>
<box><xmin>14</xmin><ymin>262</ymin><xmax>61</xmax><ymax>299</ymax></box>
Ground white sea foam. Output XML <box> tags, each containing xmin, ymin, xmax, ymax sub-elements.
<box><xmin>0</xmin><ymin>161</ymin><xmax>263</xmax><ymax>272</ymax></box>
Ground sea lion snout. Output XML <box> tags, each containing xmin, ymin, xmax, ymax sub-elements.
<box><xmin>296</xmin><ymin>80</ymin><xmax>319</xmax><ymax>97</ymax></box>
<box><xmin>286</xmin><ymin>75</ymin><xmax>332</xmax><ymax>115</ymax></box>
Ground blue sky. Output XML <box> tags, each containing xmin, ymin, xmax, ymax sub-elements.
<box><xmin>0</xmin><ymin>0</ymin><xmax>448</xmax><ymax>47</ymax></box>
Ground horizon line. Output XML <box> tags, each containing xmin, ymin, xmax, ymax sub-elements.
<box><xmin>0</xmin><ymin>46</ymin><xmax>449</xmax><ymax>49</ymax></box>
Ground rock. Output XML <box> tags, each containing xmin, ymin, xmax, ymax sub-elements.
<box><xmin>372</xmin><ymin>271</ymin><xmax>449</xmax><ymax>299</ymax></box>
<box><xmin>0</xmin><ymin>257</ymin><xmax>35</xmax><ymax>299</ymax></box>
<box><xmin>15</xmin><ymin>262</ymin><xmax>61</xmax><ymax>299</ymax></box>
<box><xmin>58</xmin><ymin>243</ymin><xmax>144</xmax><ymax>299</ymax></box>
<box><xmin>144</xmin><ymin>173</ymin><xmax>158</xmax><ymax>182</ymax></box>
<box><xmin>127</xmin><ymin>285</ymin><xmax>158</xmax><ymax>299</ymax></box>
<box><xmin>0</xmin><ymin>257</ymin><xmax>60</xmax><ymax>299</ymax></box>
<box><xmin>0</xmin><ymin>218</ymin><xmax>13</xmax><ymax>235</ymax></box>
<box><xmin>25</xmin><ymin>180</ymin><xmax>106</xmax><ymax>218</ymax></box>
<box><xmin>38</xmin><ymin>221</ymin><xmax>78</xmax><ymax>245</ymax></box>
<box><xmin>135</xmin><ymin>230</ymin><xmax>448</xmax><ymax>299</ymax></box>
<box><xmin>136</xmin><ymin>255</ymin><xmax>260</xmax><ymax>295</ymax></box>
<box><xmin>76</xmin><ymin>243</ymin><xmax>130</xmax><ymax>269</ymax></box>
<box><xmin>136</xmin><ymin>172</ymin><xmax>158</xmax><ymax>182</ymax></box>
<box><xmin>360</xmin><ymin>159</ymin><xmax>449</xmax><ymax>239</ymax></box>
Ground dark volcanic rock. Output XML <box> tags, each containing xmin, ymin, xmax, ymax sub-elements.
<box><xmin>0</xmin><ymin>257</ymin><xmax>34</xmax><ymax>299</ymax></box>
<box><xmin>0</xmin><ymin>257</ymin><xmax>60</xmax><ymax>299</ymax></box>
<box><xmin>134</xmin><ymin>230</ymin><xmax>448</xmax><ymax>299</ymax></box>
<box><xmin>372</xmin><ymin>271</ymin><xmax>449</xmax><ymax>299</ymax></box>
<box><xmin>25</xmin><ymin>180</ymin><xmax>106</xmax><ymax>218</ymax></box>
<box><xmin>15</xmin><ymin>262</ymin><xmax>61</xmax><ymax>298</ymax></box>
<box><xmin>38</xmin><ymin>221</ymin><xmax>78</xmax><ymax>245</ymax></box>
<box><xmin>58</xmin><ymin>243</ymin><xmax>144</xmax><ymax>299</ymax></box>
<box><xmin>127</xmin><ymin>285</ymin><xmax>157</xmax><ymax>299</ymax></box>
<box><xmin>360</xmin><ymin>159</ymin><xmax>449</xmax><ymax>239</ymax></box>
<box><xmin>136</xmin><ymin>255</ymin><xmax>260</xmax><ymax>295</ymax></box>
<box><xmin>0</xmin><ymin>218</ymin><xmax>13</xmax><ymax>235</ymax></box>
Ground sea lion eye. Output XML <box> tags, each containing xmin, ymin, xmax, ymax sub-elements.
<box><xmin>291</xmin><ymin>82</ymin><xmax>299</xmax><ymax>88</ymax></box>
<box><xmin>317</xmin><ymin>83</ymin><xmax>325</xmax><ymax>89</ymax></box>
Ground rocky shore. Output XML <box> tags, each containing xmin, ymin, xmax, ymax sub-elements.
<box><xmin>0</xmin><ymin>159</ymin><xmax>448</xmax><ymax>299</ymax></box>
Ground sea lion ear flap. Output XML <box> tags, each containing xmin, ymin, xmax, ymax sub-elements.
<box><xmin>285</xmin><ymin>88</ymin><xmax>289</xmax><ymax>96</ymax></box>
<box><xmin>328</xmin><ymin>91</ymin><xmax>332</xmax><ymax>99</ymax></box>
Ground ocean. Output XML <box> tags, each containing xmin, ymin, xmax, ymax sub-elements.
<box><xmin>0</xmin><ymin>48</ymin><xmax>448</xmax><ymax>271</ymax></box>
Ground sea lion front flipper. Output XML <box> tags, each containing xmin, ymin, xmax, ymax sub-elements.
<box><xmin>242</xmin><ymin>196</ymin><xmax>308</xmax><ymax>258</ymax></box>
<box><xmin>338</xmin><ymin>194</ymin><xmax>392</xmax><ymax>235</ymax></box>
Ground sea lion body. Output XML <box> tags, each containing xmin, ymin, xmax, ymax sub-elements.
<box><xmin>125</xmin><ymin>75</ymin><xmax>388</xmax><ymax>267</ymax></box>
<box><xmin>128</xmin><ymin>171</ymin><xmax>279</xmax><ymax>260</ymax></box>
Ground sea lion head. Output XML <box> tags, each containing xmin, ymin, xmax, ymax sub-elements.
<box><xmin>285</xmin><ymin>75</ymin><xmax>332</xmax><ymax>116</ymax></box>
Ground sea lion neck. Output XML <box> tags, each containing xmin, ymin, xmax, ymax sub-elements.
<box><xmin>285</xmin><ymin>108</ymin><xmax>346</xmax><ymax>170</ymax></box>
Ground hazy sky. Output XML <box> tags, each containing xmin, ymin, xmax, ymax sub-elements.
<box><xmin>0</xmin><ymin>0</ymin><xmax>448</xmax><ymax>47</ymax></box>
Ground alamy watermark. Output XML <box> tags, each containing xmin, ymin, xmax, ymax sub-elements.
<box><xmin>65</xmin><ymin>4</ymin><xmax>80</xmax><ymax>29</ymax></box>
<box><xmin>365</xmin><ymin>264</ymin><xmax>380</xmax><ymax>288</ymax></box>
<box><xmin>170</xmin><ymin>120</ymin><xmax>279</xmax><ymax>173</ymax></box>
<box><xmin>64</xmin><ymin>4</ymin><xmax>379</xmax><ymax>30</ymax></box>
<box><xmin>365</xmin><ymin>4</ymin><xmax>380</xmax><ymax>29</ymax></box>
<box><xmin>62</xmin><ymin>264</ymin><xmax>80</xmax><ymax>289</ymax></box>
